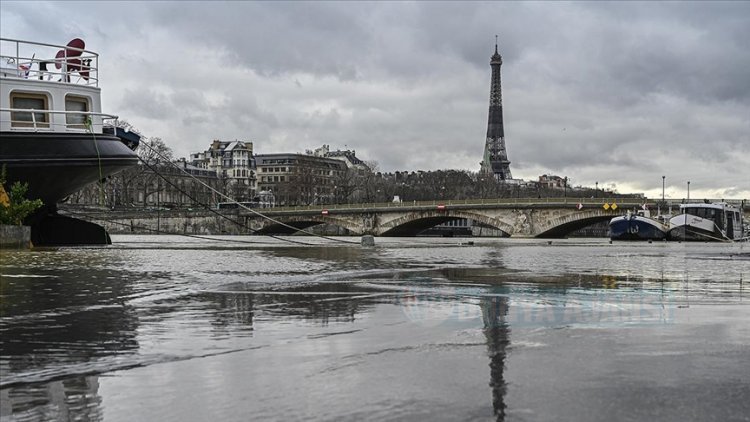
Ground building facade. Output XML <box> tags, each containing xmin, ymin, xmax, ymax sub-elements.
<box><xmin>538</xmin><ymin>174</ymin><xmax>567</xmax><ymax>190</ymax></box>
<box><xmin>255</xmin><ymin>153</ymin><xmax>348</xmax><ymax>206</ymax></box>
<box><xmin>480</xmin><ymin>39</ymin><xmax>513</xmax><ymax>181</ymax></box>
<box><xmin>139</xmin><ymin>161</ymin><xmax>224</xmax><ymax>208</ymax></box>
<box><xmin>309</xmin><ymin>144</ymin><xmax>368</xmax><ymax>172</ymax></box>
<box><xmin>190</xmin><ymin>140</ymin><xmax>257</xmax><ymax>202</ymax></box>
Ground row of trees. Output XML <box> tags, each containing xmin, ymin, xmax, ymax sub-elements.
<box><xmin>68</xmin><ymin>136</ymin><xmax>185</xmax><ymax>208</ymax></box>
<box><xmin>67</xmin><ymin>128</ymin><xmax>637</xmax><ymax>209</ymax></box>
<box><xmin>346</xmin><ymin>168</ymin><xmax>626</xmax><ymax>204</ymax></box>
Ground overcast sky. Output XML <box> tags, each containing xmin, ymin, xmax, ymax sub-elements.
<box><xmin>2</xmin><ymin>1</ymin><xmax>748</xmax><ymax>199</ymax></box>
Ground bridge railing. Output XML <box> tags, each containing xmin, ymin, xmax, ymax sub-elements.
<box><xmin>259</xmin><ymin>197</ymin><xmax>747</xmax><ymax>214</ymax></box>
<box><xmin>263</xmin><ymin>197</ymin><xmax>651</xmax><ymax>213</ymax></box>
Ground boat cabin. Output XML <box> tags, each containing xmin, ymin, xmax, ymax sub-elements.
<box><xmin>0</xmin><ymin>37</ymin><xmax>112</xmax><ymax>135</ymax></box>
<box><xmin>679</xmin><ymin>202</ymin><xmax>744</xmax><ymax>240</ymax></box>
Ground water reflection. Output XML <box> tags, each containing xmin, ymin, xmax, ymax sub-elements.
<box><xmin>0</xmin><ymin>260</ymin><xmax>139</xmax><ymax>388</ymax></box>
<box><xmin>207</xmin><ymin>293</ymin><xmax>255</xmax><ymax>333</ymax></box>
<box><xmin>0</xmin><ymin>376</ymin><xmax>101</xmax><ymax>422</ymax></box>
<box><xmin>482</xmin><ymin>296</ymin><xmax>510</xmax><ymax>421</ymax></box>
<box><xmin>1</xmin><ymin>239</ymin><xmax>747</xmax><ymax>421</ymax></box>
<box><xmin>193</xmin><ymin>283</ymin><xmax>380</xmax><ymax>330</ymax></box>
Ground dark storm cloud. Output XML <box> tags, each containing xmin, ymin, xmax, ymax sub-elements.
<box><xmin>2</xmin><ymin>1</ymin><xmax>748</xmax><ymax>197</ymax></box>
<box><xmin>145</xmin><ymin>2</ymin><xmax>373</xmax><ymax>80</ymax></box>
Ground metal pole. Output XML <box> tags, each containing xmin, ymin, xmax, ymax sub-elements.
<box><xmin>662</xmin><ymin>176</ymin><xmax>665</xmax><ymax>202</ymax></box>
<box><xmin>157</xmin><ymin>179</ymin><xmax>160</xmax><ymax>234</ymax></box>
<box><xmin>684</xmin><ymin>181</ymin><xmax>689</xmax><ymax>241</ymax></box>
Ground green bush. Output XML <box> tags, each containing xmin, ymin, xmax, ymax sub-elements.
<box><xmin>0</xmin><ymin>167</ymin><xmax>44</xmax><ymax>226</ymax></box>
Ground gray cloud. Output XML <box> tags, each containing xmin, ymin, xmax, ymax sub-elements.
<box><xmin>2</xmin><ymin>1</ymin><xmax>748</xmax><ymax>198</ymax></box>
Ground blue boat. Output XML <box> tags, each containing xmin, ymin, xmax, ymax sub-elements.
<box><xmin>609</xmin><ymin>209</ymin><xmax>670</xmax><ymax>241</ymax></box>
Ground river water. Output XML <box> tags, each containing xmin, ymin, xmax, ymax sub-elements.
<box><xmin>1</xmin><ymin>236</ymin><xmax>748</xmax><ymax>421</ymax></box>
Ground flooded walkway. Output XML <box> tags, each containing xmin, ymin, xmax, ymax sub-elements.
<box><xmin>1</xmin><ymin>236</ymin><xmax>749</xmax><ymax>421</ymax></box>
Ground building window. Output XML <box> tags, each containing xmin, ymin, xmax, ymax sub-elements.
<box><xmin>65</xmin><ymin>95</ymin><xmax>90</xmax><ymax>129</ymax></box>
<box><xmin>10</xmin><ymin>92</ymin><xmax>49</xmax><ymax>128</ymax></box>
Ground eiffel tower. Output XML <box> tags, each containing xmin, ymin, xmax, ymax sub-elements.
<box><xmin>480</xmin><ymin>37</ymin><xmax>512</xmax><ymax>181</ymax></box>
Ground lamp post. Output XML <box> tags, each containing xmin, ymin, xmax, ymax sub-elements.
<box><xmin>662</xmin><ymin>176</ymin><xmax>665</xmax><ymax>202</ymax></box>
<box><xmin>156</xmin><ymin>178</ymin><xmax>160</xmax><ymax>234</ymax></box>
<box><xmin>685</xmin><ymin>181</ymin><xmax>690</xmax><ymax>241</ymax></box>
<box><xmin>595</xmin><ymin>181</ymin><xmax>598</xmax><ymax>198</ymax></box>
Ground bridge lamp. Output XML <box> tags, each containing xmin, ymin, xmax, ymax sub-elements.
<box><xmin>662</xmin><ymin>176</ymin><xmax>665</xmax><ymax>202</ymax></box>
<box><xmin>687</xmin><ymin>181</ymin><xmax>690</xmax><ymax>201</ymax></box>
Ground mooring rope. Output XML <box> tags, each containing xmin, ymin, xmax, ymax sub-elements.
<box><xmin>133</xmin><ymin>158</ymin><xmax>315</xmax><ymax>245</ymax></box>
<box><xmin>135</xmin><ymin>140</ymin><xmax>359</xmax><ymax>245</ymax></box>
<box><xmin>86</xmin><ymin>116</ymin><xmax>109</xmax><ymax>244</ymax></box>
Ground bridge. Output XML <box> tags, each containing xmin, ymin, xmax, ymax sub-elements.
<box><xmin>243</xmin><ymin>197</ymin><xmax>657</xmax><ymax>238</ymax></box>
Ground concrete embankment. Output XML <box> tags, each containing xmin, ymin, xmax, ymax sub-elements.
<box><xmin>62</xmin><ymin>207</ymin><xmax>251</xmax><ymax>235</ymax></box>
<box><xmin>1</xmin><ymin>225</ymin><xmax>32</xmax><ymax>249</ymax></box>
<box><xmin>60</xmin><ymin>206</ymin><xmax>352</xmax><ymax>236</ymax></box>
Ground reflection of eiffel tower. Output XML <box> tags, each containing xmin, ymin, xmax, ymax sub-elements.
<box><xmin>481</xmin><ymin>296</ymin><xmax>510</xmax><ymax>421</ymax></box>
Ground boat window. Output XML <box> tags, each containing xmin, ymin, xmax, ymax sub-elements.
<box><xmin>10</xmin><ymin>92</ymin><xmax>49</xmax><ymax>128</ymax></box>
<box><xmin>65</xmin><ymin>95</ymin><xmax>89</xmax><ymax>129</ymax></box>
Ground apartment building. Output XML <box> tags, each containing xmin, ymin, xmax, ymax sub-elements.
<box><xmin>190</xmin><ymin>140</ymin><xmax>257</xmax><ymax>202</ymax></box>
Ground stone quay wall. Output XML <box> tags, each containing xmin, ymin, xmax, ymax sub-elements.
<box><xmin>1</xmin><ymin>225</ymin><xmax>32</xmax><ymax>249</ymax></box>
<box><xmin>63</xmin><ymin>208</ymin><xmax>251</xmax><ymax>236</ymax></box>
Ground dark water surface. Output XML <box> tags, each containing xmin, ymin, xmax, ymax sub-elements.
<box><xmin>1</xmin><ymin>236</ymin><xmax>748</xmax><ymax>421</ymax></box>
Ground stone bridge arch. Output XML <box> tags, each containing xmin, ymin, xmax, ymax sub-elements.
<box><xmin>378</xmin><ymin>210</ymin><xmax>514</xmax><ymax>237</ymax></box>
<box><xmin>253</xmin><ymin>215</ymin><xmax>363</xmax><ymax>235</ymax></box>
<box><xmin>533</xmin><ymin>209</ymin><xmax>616</xmax><ymax>238</ymax></box>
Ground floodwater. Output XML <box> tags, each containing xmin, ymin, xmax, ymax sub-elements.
<box><xmin>1</xmin><ymin>236</ymin><xmax>749</xmax><ymax>421</ymax></box>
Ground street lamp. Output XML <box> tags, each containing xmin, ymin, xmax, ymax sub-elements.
<box><xmin>685</xmin><ymin>181</ymin><xmax>691</xmax><ymax>240</ymax></box>
<box><xmin>662</xmin><ymin>176</ymin><xmax>665</xmax><ymax>202</ymax></box>
<box><xmin>595</xmin><ymin>181</ymin><xmax>598</xmax><ymax>198</ymax></box>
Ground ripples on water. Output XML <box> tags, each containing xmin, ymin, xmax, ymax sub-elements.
<box><xmin>1</xmin><ymin>236</ymin><xmax>748</xmax><ymax>421</ymax></box>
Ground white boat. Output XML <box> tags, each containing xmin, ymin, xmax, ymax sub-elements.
<box><xmin>1</xmin><ymin>37</ymin><xmax>140</xmax><ymax>245</ymax></box>
<box><xmin>668</xmin><ymin>202</ymin><xmax>745</xmax><ymax>241</ymax></box>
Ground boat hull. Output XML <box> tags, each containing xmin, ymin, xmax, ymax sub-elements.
<box><xmin>609</xmin><ymin>216</ymin><xmax>668</xmax><ymax>241</ymax></box>
<box><xmin>668</xmin><ymin>224</ymin><xmax>722</xmax><ymax>242</ymax></box>
<box><xmin>0</xmin><ymin>131</ymin><xmax>138</xmax><ymax>206</ymax></box>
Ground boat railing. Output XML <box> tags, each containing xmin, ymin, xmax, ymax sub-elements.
<box><xmin>0</xmin><ymin>38</ymin><xmax>98</xmax><ymax>87</ymax></box>
<box><xmin>0</xmin><ymin>107</ymin><xmax>117</xmax><ymax>133</ymax></box>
